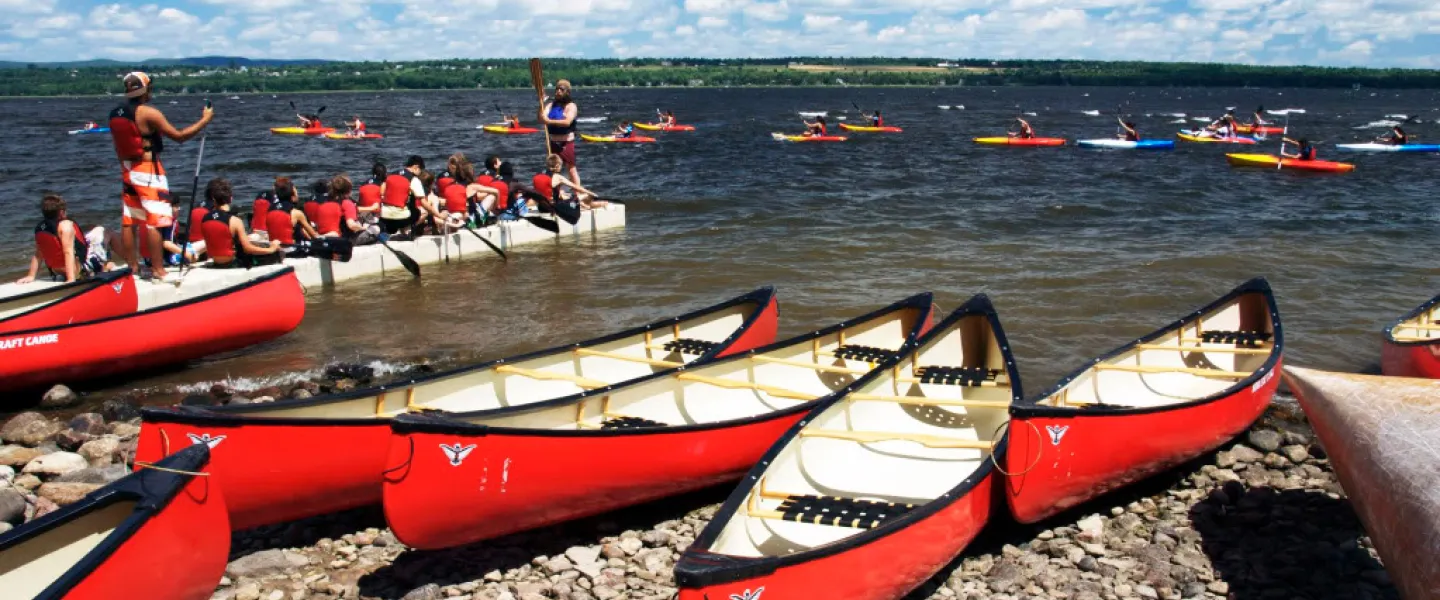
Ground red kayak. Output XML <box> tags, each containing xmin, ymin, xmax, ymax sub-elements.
<box><xmin>382</xmin><ymin>294</ymin><xmax>936</xmax><ymax>550</ymax></box>
<box><xmin>0</xmin><ymin>443</ymin><xmax>228</xmax><ymax>600</ymax></box>
<box><xmin>0</xmin><ymin>266</ymin><xmax>304</xmax><ymax>394</ymax></box>
<box><xmin>675</xmin><ymin>295</ymin><xmax>1014</xmax><ymax>600</ymax></box>
<box><xmin>1004</xmin><ymin>278</ymin><xmax>1283</xmax><ymax>523</ymax></box>
<box><xmin>0</xmin><ymin>269</ymin><xmax>137</xmax><ymax>335</ymax></box>
<box><xmin>973</xmin><ymin>136</ymin><xmax>1067</xmax><ymax>147</ymax></box>
<box><xmin>481</xmin><ymin>125</ymin><xmax>539</xmax><ymax>135</ymax></box>
<box><xmin>1381</xmin><ymin>292</ymin><xmax>1440</xmax><ymax>378</ymax></box>
<box><xmin>137</xmin><ymin>288</ymin><xmax>780</xmax><ymax>531</ymax></box>
<box><xmin>1235</xmin><ymin>125</ymin><xmax>1285</xmax><ymax>135</ymax></box>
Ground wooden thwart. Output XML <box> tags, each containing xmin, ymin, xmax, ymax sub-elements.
<box><xmin>849</xmin><ymin>393</ymin><xmax>1012</xmax><ymax>409</ymax></box>
<box><xmin>1094</xmin><ymin>363</ymin><xmax>1249</xmax><ymax>379</ymax></box>
<box><xmin>574</xmin><ymin>347</ymin><xmax>683</xmax><ymax>368</ymax></box>
<box><xmin>751</xmin><ymin>355</ymin><xmax>870</xmax><ymax>375</ymax></box>
<box><xmin>1137</xmin><ymin>343</ymin><xmax>1270</xmax><ymax>355</ymax></box>
<box><xmin>496</xmin><ymin>365</ymin><xmax>608</xmax><ymax>388</ymax></box>
<box><xmin>1399</xmin><ymin>323</ymin><xmax>1440</xmax><ymax>331</ymax></box>
<box><xmin>1392</xmin><ymin>334</ymin><xmax>1439</xmax><ymax>342</ymax></box>
<box><xmin>800</xmin><ymin>429</ymin><xmax>994</xmax><ymax>449</ymax></box>
<box><xmin>675</xmin><ymin>373</ymin><xmax>819</xmax><ymax>400</ymax></box>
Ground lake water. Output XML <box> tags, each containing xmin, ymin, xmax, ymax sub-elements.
<box><xmin>2</xmin><ymin>85</ymin><xmax>1437</xmax><ymax>406</ymax></box>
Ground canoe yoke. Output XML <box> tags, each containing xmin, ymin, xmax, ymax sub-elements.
<box><xmin>1198</xmin><ymin>330</ymin><xmax>1271</xmax><ymax>347</ymax></box>
<box><xmin>746</xmin><ymin>477</ymin><xmax>918</xmax><ymax>530</ymax></box>
<box><xmin>831</xmin><ymin>344</ymin><xmax>899</xmax><ymax>363</ymax></box>
<box><xmin>915</xmin><ymin>366</ymin><xmax>1001</xmax><ymax>387</ymax></box>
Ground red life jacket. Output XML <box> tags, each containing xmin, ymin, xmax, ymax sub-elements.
<box><xmin>314</xmin><ymin>201</ymin><xmax>343</xmax><ymax>235</ymax></box>
<box><xmin>266</xmin><ymin>210</ymin><xmax>296</xmax><ymax>244</ymax></box>
<box><xmin>303</xmin><ymin>201</ymin><xmax>320</xmax><ymax>225</ymax></box>
<box><xmin>188</xmin><ymin>207</ymin><xmax>210</xmax><ymax>242</ymax></box>
<box><xmin>382</xmin><ymin>171</ymin><xmax>415</xmax><ymax>208</ymax></box>
<box><xmin>108</xmin><ymin>101</ymin><xmax>162</xmax><ymax>160</ymax></box>
<box><xmin>442</xmin><ymin>184</ymin><xmax>467</xmax><ymax>214</ymax></box>
<box><xmin>532</xmin><ymin>173</ymin><xmax>553</xmax><ymax>201</ymax></box>
<box><xmin>358</xmin><ymin>181</ymin><xmax>381</xmax><ymax>209</ymax></box>
<box><xmin>33</xmin><ymin>218</ymin><xmax>87</xmax><ymax>272</ymax></box>
<box><xmin>436</xmin><ymin>171</ymin><xmax>456</xmax><ymax>195</ymax></box>
<box><xmin>490</xmin><ymin>180</ymin><xmax>511</xmax><ymax>211</ymax></box>
<box><xmin>252</xmin><ymin>192</ymin><xmax>272</xmax><ymax>232</ymax></box>
<box><xmin>201</xmin><ymin>209</ymin><xmax>236</xmax><ymax>259</ymax></box>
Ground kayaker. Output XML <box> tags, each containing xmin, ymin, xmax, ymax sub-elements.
<box><xmin>663</xmin><ymin>110</ymin><xmax>677</xmax><ymax>127</ymax></box>
<box><xmin>539</xmin><ymin>79</ymin><xmax>581</xmax><ymax>185</ymax></box>
<box><xmin>1281</xmin><ymin>137</ymin><xmax>1317</xmax><ymax>161</ymax></box>
<box><xmin>546</xmin><ymin>154</ymin><xmax>608</xmax><ymax>211</ymax></box>
<box><xmin>17</xmin><ymin>194</ymin><xmax>90</xmax><ymax>283</ymax></box>
<box><xmin>866</xmin><ymin>110</ymin><xmax>883</xmax><ymax>127</ymax></box>
<box><xmin>1377</xmin><ymin>126</ymin><xmax>1408</xmax><ymax>146</ymax></box>
<box><xmin>803</xmin><ymin>116</ymin><xmax>828</xmax><ymax>137</ymax></box>
<box><xmin>252</xmin><ymin>177</ymin><xmax>297</xmax><ymax>240</ymax></box>
<box><xmin>83</xmin><ymin>121</ymin><xmax>99</xmax><ymax>131</ymax></box>
<box><xmin>199</xmin><ymin>178</ymin><xmax>282</xmax><ymax>269</ymax></box>
<box><xmin>611</xmin><ymin>121</ymin><xmax>636</xmax><ymax>139</ymax></box>
<box><xmin>297</xmin><ymin>113</ymin><xmax>322</xmax><ymax>129</ymax></box>
<box><xmin>109</xmin><ymin>71</ymin><xmax>213</xmax><ymax>280</ymax></box>
<box><xmin>347</xmin><ymin>116</ymin><xmax>365</xmax><ymax>136</ymax></box>
<box><xmin>379</xmin><ymin>155</ymin><xmax>427</xmax><ymax>236</ymax></box>
<box><xmin>1251</xmin><ymin>106</ymin><xmax>1270</xmax><ymax>126</ymax></box>
<box><xmin>1117</xmin><ymin>119</ymin><xmax>1139</xmax><ymax>141</ymax></box>
<box><xmin>1009</xmin><ymin>118</ymin><xmax>1035</xmax><ymax>139</ymax></box>
<box><xmin>415</xmin><ymin>170</ymin><xmax>446</xmax><ymax>235</ymax></box>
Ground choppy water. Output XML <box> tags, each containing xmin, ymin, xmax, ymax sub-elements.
<box><xmin>2</xmin><ymin>86</ymin><xmax>1438</xmax><ymax>407</ymax></box>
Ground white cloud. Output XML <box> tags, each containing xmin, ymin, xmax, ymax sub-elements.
<box><xmin>697</xmin><ymin>16</ymin><xmax>729</xmax><ymax>27</ymax></box>
<box><xmin>745</xmin><ymin>1</ymin><xmax>789</xmax><ymax>21</ymax></box>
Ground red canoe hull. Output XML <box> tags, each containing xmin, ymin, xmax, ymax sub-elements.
<box><xmin>1006</xmin><ymin>359</ymin><xmax>1281</xmax><ymax>523</ymax></box>
<box><xmin>679</xmin><ymin>475</ymin><xmax>993</xmax><ymax>600</ymax></box>
<box><xmin>383</xmin><ymin>416</ymin><xmax>806</xmax><ymax>549</ymax></box>
<box><xmin>0</xmin><ymin>270</ymin><xmax>137</xmax><ymax>335</ymax></box>
<box><xmin>1381</xmin><ymin>342</ymin><xmax>1440</xmax><ymax>378</ymax></box>
<box><xmin>0</xmin><ymin>268</ymin><xmax>304</xmax><ymax>393</ymax></box>
<box><xmin>137</xmin><ymin>289</ymin><xmax>779</xmax><ymax>530</ymax></box>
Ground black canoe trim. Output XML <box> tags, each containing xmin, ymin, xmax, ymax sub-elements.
<box><xmin>141</xmin><ymin>286</ymin><xmax>781</xmax><ymax>428</ymax></box>
<box><xmin>674</xmin><ymin>294</ymin><xmax>1022</xmax><ymax>589</ymax></box>
<box><xmin>1383</xmin><ymin>291</ymin><xmax>1440</xmax><ymax>347</ymax></box>
<box><xmin>1009</xmin><ymin>277</ymin><xmax>1284</xmax><ymax>419</ymax></box>
<box><xmin>386</xmin><ymin>292</ymin><xmax>936</xmax><ymax>437</ymax></box>
<box><xmin>0</xmin><ymin>268</ymin><xmax>133</xmax><ymax>329</ymax></box>
<box><xmin>0</xmin><ymin>444</ymin><xmax>211</xmax><ymax>600</ymax></box>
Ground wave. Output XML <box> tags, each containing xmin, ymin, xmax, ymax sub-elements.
<box><xmin>576</xmin><ymin>116</ymin><xmax>607</xmax><ymax>123</ymax></box>
<box><xmin>171</xmin><ymin>359</ymin><xmax>417</xmax><ymax>396</ymax></box>
<box><xmin>1385</xmin><ymin>114</ymin><xmax>1408</xmax><ymax>119</ymax></box>
<box><xmin>1158</xmin><ymin>112</ymin><xmax>1186</xmax><ymax>117</ymax></box>
<box><xmin>1354</xmin><ymin>119</ymin><xmax>1402</xmax><ymax>129</ymax></box>
<box><xmin>1081</xmin><ymin>110</ymin><xmax>1101</xmax><ymax>116</ymax></box>
<box><xmin>1170</xmin><ymin>119</ymin><xmax>1188</xmax><ymax>124</ymax></box>
<box><xmin>1267</xmin><ymin>108</ymin><xmax>1306</xmax><ymax>115</ymax></box>
<box><xmin>799</xmin><ymin>111</ymin><xmax>826</xmax><ymax>117</ymax></box>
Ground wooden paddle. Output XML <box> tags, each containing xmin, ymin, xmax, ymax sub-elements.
<box><xmin>529</xmin><ymin>58</ymin><xmax>552</xmax><ymax>158</ymax></box>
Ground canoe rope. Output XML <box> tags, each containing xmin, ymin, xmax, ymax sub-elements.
<box><xmin>135</xmin><ymin>461</ymin><xmax>210</xmax><ymax>476</ymax></box>
<box><xmin>380</xmin><ymin>437</ymin><xmax>415</xmax><ymax>476</ymax></box>
<box><xmin>985</xmin><ymin>419</ymin><xmax>1045</xmax><ymax>477</ymax></box>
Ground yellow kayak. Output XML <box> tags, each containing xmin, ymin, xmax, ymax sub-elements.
<box><xmin>482</xmin><ymin>125</ymin><xmax>539</xmax><ymax>135</ymax></box>
<box><xmin>838</xmin><ymin>123</ymin><xmax>903</xmax><ymax>133</ymax></box>
<box><xmin>1225</xmin><ymin>153</ymin><xmax>1355</xmax><ymax>172</ymax></box>
<box><xmin>580</xmin><ymin>134</ymin><xmax>657</xmax><ymax>143</ymax></box>
<box><xmin>270</xmin><ymin>127</ymin><xmax>335</xmax><ymax>136</ymax></box>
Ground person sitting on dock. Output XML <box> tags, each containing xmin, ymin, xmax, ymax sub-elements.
<box><xmin>1377</xmin><ymin>126</ymin><xmax>1408</xmax><ymax>146</ymax></box>
<box><xmin>326</xmin><ymin>174</ymin><xmax>378</xmax><ymax>245</ymax></box>
<box><xmin>1281</xmin><ymin>137</ymin><xmax>1317</xmax><ymax>161</ymax></box>
<box><xmin>803</xmin><ymin>116</ymin><xmax>828</xmax><ymax>137</ymax></box>
<box><xmin>17</xmin><ymin>194</ymin><xmax>94</xmax><ymax>283</ymax></box>
<box><xmin>1118</xmin><ymin>118</ymin><xmax>1139</xmax><ymax>141</ymax></box>
<box><xmin>379</xmin><ymin>155</ymin><xmax>427</xmax><ymax>237</ymax></box>
<box><xmin>545</xmin><ymin>154</ymin><xmax>608</xmax><ymax>211</ymax></box>
<box><xmin>1009</xmin><ymin>117</ymin><xmax>1035</xmax><ymax>139</ymax></box>
<box><xmin>264</xmin><ymin>177</ymin><xmax>320</xmax><ymax>249</ymax></box>
<box><xmin>200</xmin><ymin>178</ymin><xmax>282</xmax><ymax>269</ymax></box>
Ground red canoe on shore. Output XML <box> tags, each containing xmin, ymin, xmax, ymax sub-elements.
<box><xmin>382</xmin><ymin>294</ymin><xmax>936</xmax><ymax>550</ymax></box>
<box><xmin>0</xmin><ymin>443</ymin><xmax>228</xmax><ymax>600</ymax></box>
<box><xmin>0</xmin><ymin>266</ymin><xmax>304</xmax><ymax>394</ymax></box>
<box><xmin>1380</xmin><ymin>292</ymin><xmax>1440</xmax><ymax>378</ymax></box>
<box><xmin>137</xmin><ymin>288</ymin><xmax>780</xmax><ymax>531</ymax></box>
<box><xmin>0</xmin><ymin>268</ymin><xmax>137</xmax><ymax>335</ymax></box>
<box><xmin>1004</xmin><ymin>278</ymin><xmax>1283</xmax><ymax>523</ymax></box>
<box><xmin>675</xmin><ymin>295</ymin><xmax>1016</xmax><ymax>600</ymax></box>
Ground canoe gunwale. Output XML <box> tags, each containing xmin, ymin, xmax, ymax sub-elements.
<box><xmin>0</xmin><ymin>444</ymin><xmax>210</xmax><ymax>599</ymax></box>
<box><xmin>140</xmin><ymin>286</ymin><xmax>781</xmax><ymax>427</ymax></box>
<box><xmin>1009</xmin><ymin>277</ymin><xmax>1284</xmax><ymax>419</ymax></box>
<box><xmin>676</xmin><ymin>294</ymin><xmax>1020</xmax><ymax>589</ymax></box>
<box><xmin>1382</xmin><ymin>291</ymin><xmax>1440</xmax><ymax>346</ymax></box>
<box><xmin>0</xmin><ymin>268</ymin><xmax>133</xmax><ymax>328</ymax></box>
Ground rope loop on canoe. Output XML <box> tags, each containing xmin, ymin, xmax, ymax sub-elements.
<box><xmin>159</xmin><ymin>427</ymin><xmax>171</xmax><ymax>456</ymax></box>
<box><xmin>134</xmin><ymin>461</ymin><xmax>210</xmax><ymax>476</ymax></box>
<box><xmin>380</xmin><ymin>436</ymin><xmax>415</xmax><ymax>478</ymax></box>
<box><xmin>986</xmin><ymin>419</ymin><xmax>1044</xmax><ymax>477</ymax></box>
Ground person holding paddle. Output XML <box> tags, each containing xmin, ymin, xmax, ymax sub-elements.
<box><xmin>1009</xmin><ymin>117</ymin><xmax>1035</xmax><ymax>139</ymax></box>
<box><xmin>346</xmin><ymin>115</ymin><xmax>365</xmax><ymax>136</ymax></box>
<box><xmin>1281</xmin><ymin>137</ymin><xmax>1318</xmax><ymax>161</ymax></box>
<box><xmin>297</xmin><ymin>112</ymin><xmax>322</xmax><ymax>129</ymax></box>
<box><xmin>1377</xmin><ymin>125</ymin><xmax>1408</xmax><ymax>146</ymax></box>
<box><xmin>803</xmin><ymin>116</ymin><xmax>828</xmax><ymax>137</ymax></box>
<box><xmin>1117</xmin><ymin>118</ymin><xmax>1139</xmax><ymax>141</ymax></box>
<box><xmin>538</xmin><ymin>79</ymin><xmax>581</xmax><ymax>185</ymax></box>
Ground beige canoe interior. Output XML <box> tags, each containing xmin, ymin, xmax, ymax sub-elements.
<box><xmin>1390</xmin><ymin>301</ymin><xmax>1440</xmax><ymax>343</ymax></box>
<box><xmin>456</xmin><ymin>305</ymin><xmax>928</xmax><ymax>430</ymax></box>
<box><xmin>0</xmin><ymin>501</ymin><xmax>134</xmax><ymax>599</ymax></box>
<box><xmin>1033</xmin><ymin>290</ymin><xmax>1276</xmax><ymax>411</ymax></box>
<box><xmin>707</xmin><ymin>311</ymin><xmax>1013</xmax><ymax>559</ymax></box>
<box><xmin>238</xmin><ymin>299</ymin><xmax>766</xmax><ymax>420</ymax></box>
<box><xmin>0</xmin><ymin>280</ymin><xmax>78</xmax><ymax>321</ymax></box>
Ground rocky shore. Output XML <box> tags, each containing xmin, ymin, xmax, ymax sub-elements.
<box><xmin>1</xmin><ymin>389</ymin><xmax>1399</xmax><ymax>600</ymax></box>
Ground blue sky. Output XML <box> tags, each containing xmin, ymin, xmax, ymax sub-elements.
<box><xmin>3</xmin><ymin>0</ymin><xmax>1438</xmax><ymax>67</ymax></box>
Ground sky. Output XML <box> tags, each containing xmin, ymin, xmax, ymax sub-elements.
<box><xmin>2</xmin><ymin>0</ymin><xmax>1439</xmax><ymax>68</ymax></box>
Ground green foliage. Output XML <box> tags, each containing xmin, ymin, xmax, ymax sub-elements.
<box><xmin>2</xmin><ymin>57</ymin><xmax>1436</xmax><ymax>97</ymax></box>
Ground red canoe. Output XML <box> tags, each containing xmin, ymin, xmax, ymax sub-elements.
<box><xmin>1004</xmin><ymin>278</ymin><xmax>1283</xmax><ymax>523</ymax></box>
<box><xmin>675</xmin><ymin>295</ymin><xmax>1017</xmax><ymax>600</ymax></box>
<box><xmin>382</xmin><ymin>294</ymin><xmax>937</xmax><ymax>550</ymax></box>
<box><xmin>0</xmin><ymin>266</ymin><xmax>304</xmax><ymax>394</ymax></box>
<box><xmin>0</xmin><ymin>443</ymin><xmax>228</xmax><ymax>600</ymax></box>
<box><xmin>1381</xmin><ymin>292</ymin><xmax>1440</xmax><ymax>378</ymax></box>
<box><xmin>0</xmin><ymin>268</ymin><xmax>137</xmax><ymax>335</ymax></box>
<box><xmin>137</xmin><ymin>288</ymin><xmax>781</xmax><ymax>531</ymax></box>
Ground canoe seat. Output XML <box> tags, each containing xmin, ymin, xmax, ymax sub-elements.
<box><xmin>832</xmin><ymin>345</ymin><xmax>898</xmax><ymax>363</ymax></box>
<box><xmin>916</xmin><ymin>366</ymin><xmax>1000</xmax><ymax>387</ymax></box>
<box><xmin>770</xmin><ymin>494</ymin><xmax>916</xmax><ymax>529</ymax></box>
<box><xmin>1199</xmin><ymin>330</ymin><xmax>1271</xmax><ymax>347</ymax></box>
<box><xmin>601</xmin><ymin>416</ymin><xmax>667</xmax><ymax>429</ymax></box>
<box><xmin>662</xmin><ymin>338</ymin><xmax>719</xmax><ymax>355</ymax></box>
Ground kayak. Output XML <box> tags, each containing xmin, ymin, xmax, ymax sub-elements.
<box><xmin>482</xmin><ymin>125</ymin><xmax>539</xmax><ymax>135</ymax></box>
<box><xmin>1177</xmin><ymin>131</ymin><xmax>1257</xmax><ymax>144</ymax></box>
<box><xmin>270</xmin><ymin>127</ymin><xmax>335</xmax><ymax>136</ymax></box>
<box><xmin>1225</xmin><ymin>153</ymin><xmax>1355</xmax><ymax>172</ymax></box>
<box><xmin>0</xmin><ymin>443</ymin><xmax>228</xmax><ymax>600</ymax></box>
<box><xmin>1281</xmin><ymin>367</ymin><xmax>1440</xmax><ymax>600</ymax></box>
<box><xmin>0</xmin><ymin>269</ymin><xmax>137</xmax><ymax>335</ymax></box>
<box><xmin>839</xmin><ymin>123</ymin><xmax>903</xmax><ymax>133</ymax></box>
<box><xmin>1335</xmin><ymin>143</ymin><xmax>1440</xmax><ymax>153</ymax></box>
<box><xmin>68</xmin><ymin>127</ymin><xmax>110</xmax><ymax>135</ymax></box>
<box><xmin>1077</xmin><ymin>139</ymin><xmax>1175</xmax><ymax>150</ymax></box>
<box><xmin>323</xmin><ymin>132</ymin><xmax>384</xmax><ymax>140</ymax></box>
<box><xmin>633</xmin><ymin>123</ymin><xmax>696</xmax><ymax>132</ymax></box>
<box><xmin>772</xmin><ymin>133</ymin><xmax>847</xmax><ymax>142</ymax></box>
<box><xmin>1234</xmin><ymin>125</ymin><xmax>1285</xmax><ymax>135</ymax></box>
<box><xmin>581</xmin><ymin>134</ymin><xmax>657</xmax><ymax>143</ymax></box>
<box><xmin>974</xmin><ymin>137</ymin><xmax>1066</xmax><ymax>147</ymax></box>
<box><xmin>1381</xmin><ymin>291</ymin><xmax>1440</xmax><ymax>378</ymax></box>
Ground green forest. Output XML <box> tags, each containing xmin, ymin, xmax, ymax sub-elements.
<box><xmin>2</xmin><ymin>57</ymin><xmax>1437</xmax><ymax>97</ymax></box>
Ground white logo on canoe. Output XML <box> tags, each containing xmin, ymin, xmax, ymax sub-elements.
<box><xmin>440</xmin><ymin>443</ymin><xmax>475</xmax><ymax>467</ymax></box>
<box><xmin>1046</xmin><ymin>425</ymin><xmax>1069</xmax><ymax>446</ymax></box>
<box><xmin>730</xmin><ymin>588</ymin><xmax>765</xmax><ymax>600</ymax></box>
<box><xmin>112</xmin><ymin>282</ymin><xmax>125</xmax><ymax>294</ymax></box>
<box><xmin>187</xmin><ymin>433</ymin><xmax>226</xmax><ymax>448</ymax></box>
<box><xmin>1251</xmin><ymin>369</ymin><xmax>1275</xmax><ymax>394</ymax></box>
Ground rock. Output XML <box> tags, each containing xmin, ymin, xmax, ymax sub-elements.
<box><xmin>100</xmin><ymin>398</ymin><xmax>142</xmax><ymax>422</ymax></box>
<box><xmin>0</xmin><ymin>522</ymin><xmax>11</xmax><ymax>534</ymax></box>
<box><xmin>210</xmin><ymin>383</ymin><xmax>233</xmax><ymax>399</ymax></box>
<box><xmin>1206</xmin><ymin>581</ymin><xmax>1228</xmax><ymax>595</ymax></box>
<box><xmin>78</xmin><ymin>437</ymin><xmax>122</xmax><ymax>466</ymax></box>
<box><xmin>543</xmin><ymin>556</ymin><xmax>574</xmax><ymax>575</ymax></box>
<box><xmin>180</xmin><ymin>394</ymin><xmax>218</xmax><ymax>407</ymax></box>
<box><xmin>28</xmin><ymin>495</ymin><xmax>59</xmax><ymax>519</ymax></box>
<box><xmin>599</xmin><ymin>542</ymin><xmax>625</xmax><ymax>560</ymax></box>
<box><xmin>1</xmin><ymin>415</ymin><xmax>62</xmax><ymax>446</ymax></box>
<box><xmin>108</xmin><ymin>422</ymin><xmax>141</xmax><ymax>439</ymax></box>
<box><xmin>253</xmin><ymin>396</ymin><xmax>276</xmax><ymax>404</ymax></box>
<box><xmin>1082</xmin><ymin>543</ymin><xmax>1107</xmax><ymax>557</ymax></box>
<box><xmin>1280</xmin><ymin>444</ymin><xmax>1309</xmax><ymax>463</ymax></box>
<box><xmin>67</xmin><ymin>413</ymin><xmax>106</xmax><ymax>435</ymax></box>
<box><xmin>227</xmin><ymin>396</ymin><xmax>253</xmax><ymax>405</ymax></box>
<box><xmin>226</xmin><ymin>549</ymin><xmax>310</xmax><ymax>578</ymax></box>
<box><xmin>22</xmin><ymin>452</ymin><xmax>88</xmax><ymax>476</ymax></box>
<box><xmin>54</xmin><ymin>464</ymin><xmax>128</xmax><ymax>484</ymax></box>
<box><xmin>1077</xmin><ymin>556</ymin><xmax>1099</xmax><ymax>572</ymax></box>
<box><xmin>13</xmin><ymin>474</ymin><xmax>40</xmax><ymax>491</ymax></box>
<box><xmin>1228</xmin><ymin>444</ymin><xmax>1264</xmax><ymax>463</ymax></box>
<box><xmin>0</xmin><ymin>465</ymin><xmax>12</xmax><ymax>484</ymax></box>
<box><xmin>291</xmin><ymin>389</ymin><xmax>313</xmax><ymax>400</ymax></box>
<box><xmin>1247</xmin><ymin>429</ymin><xmax>1282</xmax><ymax>452</ymax></box>
<box><xmin>640</xmin><ymin>530</ymin><xmax>671</xmax><ymax>547</ymax></box>
<box><xmin>1181</xmin><ymin>582</ymin><xmax>1206</xmax><ymax>598</ymax></box>
<box><xmin>332</xmin><ymin>379</ymin><xmax>357</xmax><ymax>392</ymax></box>
<box><xmin>401</xmin><ymin>584</ymin><xmax>442</xmax><ymax>600</ymax></box>
<box><xmin>40</xmin><ymin>384</ymin><xmax>80</xmax><ymax>408</ymax></box>
<box><xmin>1077</xmin><ymin>514</ymin><xmax>1105</xmax><ymax>541</ymax></box>
<box><xmin>618</xmin><ymin>537</ymin><xmax>643</xmax><ymax>556</ymax></box>
<box><xmin>52</xmin><ymin>429</ymin><xmax>91</xmax><ymax>451</ymax></box>
<box><xmin>1135</xmin><ymin>584</ymin><xmax>1158</xmax><ymax>599</ymax></box>
<box><xmin>1282</xmin><ymin>429</ymin><xmax>1310</xmax><ymax>446</ymax></box>
<box><xmin>37</xmin><ymin>482</ymin><xmax>103</xmax><ymax>505</ymax></box>
<box><xmin>236</xmin><ymin>583</ymin><xmax>262</xmax><ymax>600</ymax></box>
<box><xmin>0</xmin><ymin>488</ymin><xmax>27</xmax><ymax>523</ymax></box>
<box><xmin>566</xmin><ymin>545</ymin><xmax>601</xmax><ymax>565</ymax></box>
<box><xmin>0</xmin><ymin>445</ymin><xmax>43</xmax><ymax>467</ymax></box>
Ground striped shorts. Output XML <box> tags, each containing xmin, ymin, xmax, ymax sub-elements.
<box><xmin>120</xmin><ymin>159</ymin><xmax>173</xmax><ymax>227</ymax></box>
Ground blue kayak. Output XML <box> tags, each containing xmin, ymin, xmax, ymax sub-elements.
<box><xmin>1077</xmin><ymin>139</ymin><xmax>1175</xmax><ymax>150</ymax></box>
<box><xmin>1334</xmin><ymin>143</ymin><xmax>1440</xmax><ymax>153</ymax></box>
<box><xmin>68</xmin><ymin>127</ymin><xmax>110</xmax><ymax>135</ymax></box>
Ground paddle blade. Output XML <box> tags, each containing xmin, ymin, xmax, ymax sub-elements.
<box><xmin>289</xmin><ymin>100</ymin><xmax>296</xmax><ymax>110</ymax></box>
<box><xmin>529</xmin><ymin>59</ymin><xmax>545</xmax><ymax>96</ymax></box>
<box><xmin>525</xmin><ymin>216</ymin><xmax>561</xmax><ymax>233</ymax></box>
<box><xmin>317</xmin><ymin>106</ymin><xmax>327</xmax><ymax>114</ymax></box>
<box><xmin>466</xmin><ymin>227</ymin><xmax>507</xmax><ymax>261</ymax></box>
<box><xmin>384</xmin><ymin>242</ymin><xmax>421</xmax><ymax>277</ymax></box>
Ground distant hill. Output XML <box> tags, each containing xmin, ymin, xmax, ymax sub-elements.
<box><xmin>0</xmin><ymin>56</ymin><xmax>332</xmax><ymax>69</ymax></box>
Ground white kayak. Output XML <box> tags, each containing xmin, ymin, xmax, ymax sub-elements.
<box><xmin>1077</xmin><ymin>139</ymin><xmax>1175</xmax><ymax>150</ymax></box>
<box><xmin>1334</xmin><ymin>143</ymin><xmax>1440</xmax><ymax>153</ymax></box>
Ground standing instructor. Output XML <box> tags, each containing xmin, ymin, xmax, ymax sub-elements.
<box><xmin>108</xmin><ymin>71</ymin><xmax>212</xmax><ymax>279</ymax></box>
<box><xmin>538</xmin><ymin>79</ymin><xmax>581</xmax><ymax>186</ymax></box>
